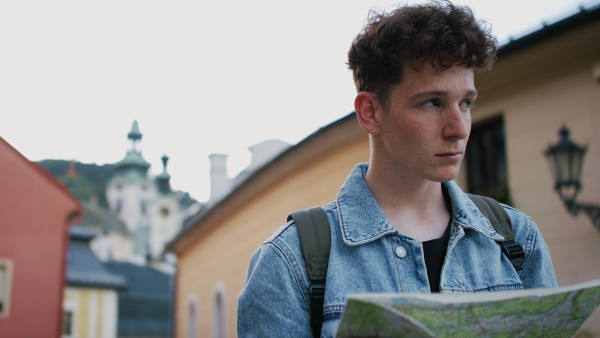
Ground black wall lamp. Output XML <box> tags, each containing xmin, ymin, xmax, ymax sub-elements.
<box><xmin>544</xmin><ymin>125</ymin><xmax>600</xmax><ymax>231</ymax></box>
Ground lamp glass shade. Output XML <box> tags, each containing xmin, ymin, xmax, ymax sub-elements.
<box><xmin>545</xmin><ymin>126</ymin><xmax>587</xmax><ymax>204</ymax></box>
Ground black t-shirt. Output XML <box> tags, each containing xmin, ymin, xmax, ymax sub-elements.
<box><xmin>422</xmin><ymin>187</ymin><xmax>452</xmax><ymax>293</ymax></box>
<box><xmin>422</xmin><ymin>220</ymin><xmax>451</xmax><ymax>292</ymax></box>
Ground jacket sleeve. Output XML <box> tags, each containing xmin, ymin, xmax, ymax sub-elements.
<box><xmin>517</xmin><ymin>216</ymin><xmax>558</xmax><ymax>289</ymax></box>
<box><xmin>238</xmin><ymin>240</ymin><xmax>313</xmax><ymax>338</ymax></box>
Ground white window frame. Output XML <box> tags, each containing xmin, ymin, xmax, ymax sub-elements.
<box><xmin>188</xmin><ymin>295</ymin><xmax>198</xmax><ymax>338</ymax></box>
<box><xmin>0</xmin><ymin>258</ymin><xmax>14</xmax><ymax>318</ymax></box>
<box><xmin>62</xmin><ymin>309</ymin><xmax>74</xmax><ymax>338</ymax></box>
<box><xmin>212</xmin><ymin>283</ymin><xmax>227</xmax><ymax>338</ymax></box>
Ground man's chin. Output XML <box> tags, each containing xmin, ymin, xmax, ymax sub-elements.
<box><xmin>427</xmin><ymin>169</ymin><xmax>459</xmax><ymax>183</ymax></box>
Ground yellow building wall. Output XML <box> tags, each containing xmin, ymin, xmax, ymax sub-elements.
<box><xmin>473</xmin><ymin>65</ymin><xmax>600</xmax><ymax>333</ymax></box>
<box><xmin>176</xmin><ymin>58</ymin><xmax>600</xmax><ymax>337</ymax></box>
<box><xmin>175</xmin><ymin>136</ymin><xmax>369</xmax><ymax>338</ymax></box>
<box><xmin>63</xmin><ymin>287</ymin><xmax>118</xmax><ymax>338</ymax></box>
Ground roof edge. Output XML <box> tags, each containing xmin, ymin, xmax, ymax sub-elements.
<box><xmin>498</xmin><ymin>4</ymin><xmax>600</xmax><ymax>58</ymax></box>
<box><xmin>0</xmin><ymin>137</ymin><xmax>82</xmax><ymax>221</ymax></box>
<box><xmin>167</xmin><ymin>112</ymin><xmax>358</xmax><ymax>253</ymax></box>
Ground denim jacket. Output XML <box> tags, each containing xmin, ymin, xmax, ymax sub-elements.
<box><xmin>238</xmin><ymin>163</ymin><xmax>557</xmax><ymax>337</ymax></box>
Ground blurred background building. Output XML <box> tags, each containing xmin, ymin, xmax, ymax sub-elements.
<box><xmin>103</xmin><ymin>121</ymin><xmax>200</xmax><ymax>271</ymax></box>
<box><xmin>0</xmin><ymin>137</ymin><xmax>81</xmax><ymax>337</ymax></box>
<box><xmin>1</xmin><ymin>121</ymin><xmax>199</xmax><ymax>337</ymax></box>
<box><xmin>64</xmin><ymin>225</ymin><xmax>126</xmax><ymax>338</ymax></box>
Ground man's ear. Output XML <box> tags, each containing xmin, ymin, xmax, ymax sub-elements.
<box><xmin>354</xmin><ymin>91</ymin><xmax>381</xmax><ymax>135</ymax></box>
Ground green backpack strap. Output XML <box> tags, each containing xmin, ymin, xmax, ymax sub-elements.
<box><xmin>466</xmin><ymin>194</ymin><xmax>525</xmax><ymax>271</ymax></box>
<box><xmin>287</xmin><ymin>207</ymin><xmax>330</xmax><ymax>337</ymax></box>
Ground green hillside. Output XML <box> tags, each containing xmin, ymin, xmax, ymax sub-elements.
<box><xmin>38</xmin><ymin>159</ymin><xmax>197</xmax><ymax>208</ymax></box>
<box><xmin>38</xmin><ymin>159</ymin><xmax>114</xmax><ymax>207</ymax></box>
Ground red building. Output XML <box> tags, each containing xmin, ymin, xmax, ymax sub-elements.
<box><xmin>0</xmin><ymin>137</ymin><xmax>81</xmax><ymax>337</ymax></box>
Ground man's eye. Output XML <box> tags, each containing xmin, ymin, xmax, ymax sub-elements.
<box><xmin>423</xmin><ymin>99</ymin><xmax>440</xmax><ymax>107</ymax></box>
<box><xmin>460</xmin><ymin>100</ymin><xmax>476</xmax><ymax>109</ymax></box>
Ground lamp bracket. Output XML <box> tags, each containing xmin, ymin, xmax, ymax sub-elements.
<box><xmin>567</xmin><ymin>201</ymin><xmax>600</xmax><ymax>232</ymax></box>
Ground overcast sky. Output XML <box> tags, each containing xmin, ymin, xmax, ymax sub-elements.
<box><xmin>1</xmin><ymin>0</ymin><xmax>598</xmax><ymax>202</ymax></box>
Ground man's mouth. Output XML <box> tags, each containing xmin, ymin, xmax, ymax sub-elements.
<box><xmin>436</xmin><ymin>152</ymin><xmax>462</xmax><ymax>160</ymax></box>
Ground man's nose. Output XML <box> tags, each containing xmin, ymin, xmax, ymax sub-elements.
<box><xmin>442</xmin><ymin>105</ymin><xmax>470</xmax><ymax>140</ymax></box>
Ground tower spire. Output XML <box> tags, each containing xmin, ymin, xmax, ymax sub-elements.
<box><xmin>161</xmin><ymin>154</ymin><xmax>170</xmax><ymax>172</ymax></box>
<box><xmin>128</xmin><ymin>120</ymin><xmax>143</xmax><ymax>152</ymax></box>
<box><xmin>128</xmin><ymin>120</ymin><xmax>142</xmax><ymax>140</ymax></box>
<box><xmin>113</xmin><ymin>120</ymin><xmax>151</xmax><ymax>176</ymax></box>
<box><xmin>156</xmin><ymin>154</ymin><xmax>171</xmax><ymax>194</ymax></box>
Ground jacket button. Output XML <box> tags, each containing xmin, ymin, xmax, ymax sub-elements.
<box><xmin>395</xmin><ymin>246</ymin><xmax>407</xmax><ymax>258</ymax></box>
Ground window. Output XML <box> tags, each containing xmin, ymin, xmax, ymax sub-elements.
<box><xmin>62</xmin><ymin>311</ymin><xmax>73</xmax><ymax>336</ymax></box>
<box><xmin>465</xmin><ymin>116</ymin><xmax>511</xmax><ymax>205</ymax></box>
<box><xmin>213</xmin><ymin>284</ymin><xmax>227</xmax><ymax>338</ymax></box>
<box><xmin>62</xmin><ymin>298</ymin><xmax>76</xmax><ymax>338</ymax></box>
<box><xmin>0</xmin><ymin>259</ymin><xmax>14</xmax><ymax>317</ymax></box>
<box><xmin>188</xmin><ymin>296</ymin><xmax>198</xmax><ymax>338</ymax></box>
<box><xmin>160</xmin><ymin>207</ymin><xmax>170</xmax><ymax>217</ymax></box>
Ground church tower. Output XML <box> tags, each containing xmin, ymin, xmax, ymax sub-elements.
<box><xmin>149</xmin><ymin>154</ymin><xmax>184</xmax><ymax>272</ymax></box>
<box><xmin>103</xmin><ymin>121</ymin><xmax>198</xmax><ymax>270</ymax></box>
<box><xmin>106</xmin><ymin>120</ymin><xmax>156</xmax><ymax>263</ymax></box>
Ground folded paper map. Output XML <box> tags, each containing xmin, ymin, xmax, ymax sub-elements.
<box><xmin>336</xmin><ymin>279</ymin><xmax>600</xmax><ymax>337</ymax></box>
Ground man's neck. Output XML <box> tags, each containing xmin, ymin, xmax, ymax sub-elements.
<box><xmin>365</xmin><ymin>162</ymin><xmax>451</xmax><ymax>242</ymax></box>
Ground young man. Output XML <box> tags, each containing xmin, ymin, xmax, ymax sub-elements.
<box><xmin>238</xmin><ymin>1</ymin><xmax>557</xmax><ymax>337</ymax></box>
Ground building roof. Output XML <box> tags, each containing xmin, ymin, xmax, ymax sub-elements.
<box><xmin>66</xmin><ymin>225</ymin><xmax>127</xmax><ymax>289</ymax></box>
<box><xmin>475</xmin><ymin>3</ymin><xmax>600</xmax><ymax>101</ymax></box>
<box><xmin>127</xmin><ymin>120</ymin><xmax>143</xmax><ymax>141</ymax></box>
<box><xmin>156</xmin><ymin>154</ymin><xmax>172</xmax><ymax>194</ymax></box>
<box><xmin>0</xmin><ymin>137</ymin><xmax>81</xmax><ymax>222</ymax></box>
<box><xmin>80</xmin><ymin>200</ymin><xmax>130</xmax><ymax>235</ymax></box>
<box><xmin>103</xmin><ymin>261</ymin><xmax>173</xmax><ymax>336</ymax></box>
<box><xmin>113</xmin><ymin>150</ymin><xmax>152</xmax><ymax>171</ymax></box>
<box><xmin>168</xmin><ymin>112</ymin><xmax>361</xmax><ymax>253</ymax></box>
<box><xmin>104</xmin><ymin>261</ymin><xmax>173</xmax><ymax>301</ymax></box>
<box><xmin>113</xmin><ymin>120</ymin><xmax>152</xmax><ymax>173</ymax></box>
<box><xmin>499</xmin><ymin>3</ymin><xmax>600</xmax><ymax>58</ymax></box>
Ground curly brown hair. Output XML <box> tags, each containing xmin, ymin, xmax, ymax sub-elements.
<box><xmin>347</xmin><ymin>0</ymin><xmax>497</xmax><ymax>108</ymax></box>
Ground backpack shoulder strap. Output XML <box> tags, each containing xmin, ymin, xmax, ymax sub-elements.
<box><xmin>466</xmin><ymin>194</ymin><xmax>525</xmax><ymax>271</ymax></box>
<box><xmin>287</xmin><ymin>206</ymin><xmax>330</xmax><ymax>337</ymax></box>
<box><xmin>288</xmin><ymin>207</ymin><xmax>331</xmax><ymax>281</ymax></box>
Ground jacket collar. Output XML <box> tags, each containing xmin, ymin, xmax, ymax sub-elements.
<box><xmin>336</xmin><ymin>163</ymin><xmax>504</xmax><ymax>246</ymax></box>
<box><xmin>444</xmin><ymin>180</ymin><xmax>506</xmax><ymax>241</ymax></box>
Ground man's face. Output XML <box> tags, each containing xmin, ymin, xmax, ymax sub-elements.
<box><xmin>375</xmin><ymin>64</ymin><xmax>476</xmax><ymax>183</ymax></box>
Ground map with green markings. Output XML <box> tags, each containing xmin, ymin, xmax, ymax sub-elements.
<box><xmin>336</xmin><ymin>279</ymin><xmax>600</xmax><ymax>338</ymax></box>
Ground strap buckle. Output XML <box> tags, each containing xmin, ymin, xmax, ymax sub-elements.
<box><xmin>501</xmin><ymin>240</ymin><xmax>525</xmax><ymax>271</ymax></box>
<box><xmin>309</xmin><ymin>283</ymin><xmax>325</xmax><ymax>307</ymax></box>
<box><xmin>309</xmin><ymin>283</ymin><xmax>326</xmax><ymax>335</ymax></box>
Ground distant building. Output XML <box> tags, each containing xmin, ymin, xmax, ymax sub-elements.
<box><xmin>0</xmin><ymin>137</ymin><xmax>81</xmax><ymax>338</ymax></box>
<box><xmin>80</xmin><ymin>200</ymin><xmax>132</xmax><ymax>262</ymax></box>
<box><xmin>64</xmin><ymin>224</ymin><xmax>175</xmax><ymax>338</ymax></box>
<box><xmin>63</xmin><ymin>225</ymin><xmax>127</xmax><ymax>338</ymax></box>
<box><xmin>205</xmin><ymin>139</ymin><xmax>291</xmax><ymax>204</ymax></box>
<box><xmin>104</xmin><ymin>261</ymin><xmax>174</xmax><ymax>338</ymax></box>
<box><xmin>105</xmin><ymin>121</ymin><xmax>200</xmax><ymax>271</ymax></box>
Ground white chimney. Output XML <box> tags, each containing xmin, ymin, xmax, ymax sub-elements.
<box><xmin>209</xmin><ymin>153</ymin><xmax>231</xmax><ymax>202</ymax></box>
<box><xmin>247</xmin><ymin>139</ymin><xmax>291</xmax><ymax>171</ymax></box>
